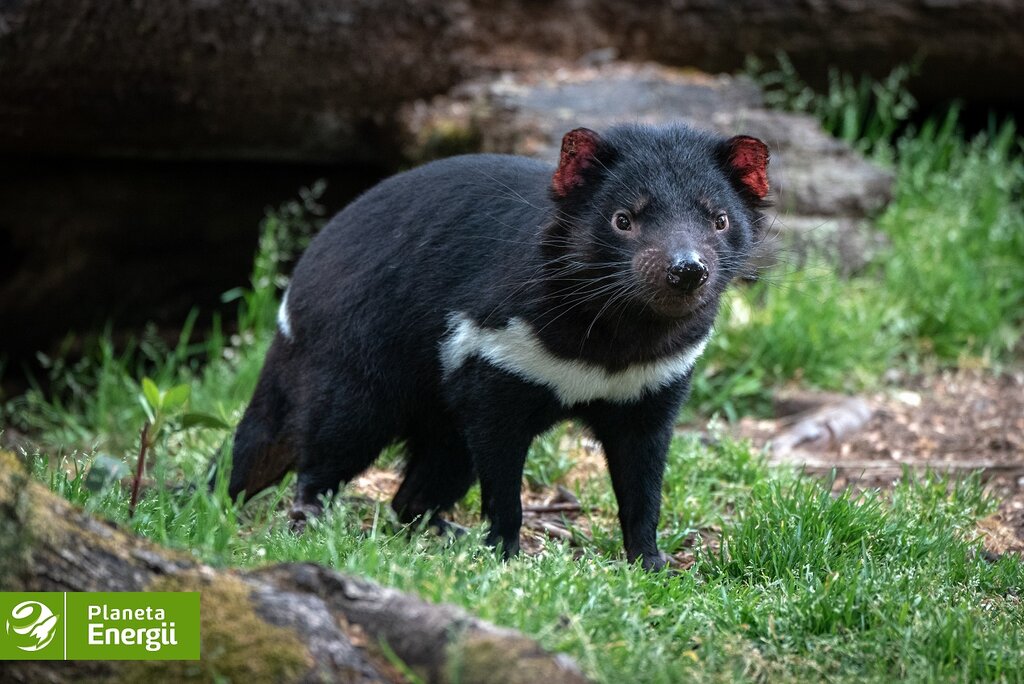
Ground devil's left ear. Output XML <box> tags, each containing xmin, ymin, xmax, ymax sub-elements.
<box><xmin>552</xmin><ymin>128</ymin><xmax>603</xmax><ymax>198</ymax></box>
<box><xmin>725</xmin><ymin>135</ymin><xmax>770</xmax><ymax>200</ymax></box>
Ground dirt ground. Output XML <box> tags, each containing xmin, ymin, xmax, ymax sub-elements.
<box><xmin>735</xmin><ymin>369</ymin><xmax>1024</xmax><ymax>557</ymax></box>
<box><xmin>347</xmin><ymin>369</ymin><xmax>1024</xmax><ymax>565</ymax></box>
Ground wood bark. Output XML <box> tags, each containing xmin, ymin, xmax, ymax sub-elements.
<box><xmin>1</xmin><ymin>0</ymin><xmax>1021</xmax><ymax>162</ymax></box>
<box><xmin>0</xmin><ymin>453</ymin><xmax>589</xmax><ymax>683</ymax></box>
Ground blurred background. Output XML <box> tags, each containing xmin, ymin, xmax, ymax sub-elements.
<box><xmin>1</xmin><ymin>1</ymin><xmax>1021</xmax><ymax>440</ymax></box>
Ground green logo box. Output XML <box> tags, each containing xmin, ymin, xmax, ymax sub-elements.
<box><xmin>0</xmin><ymin>592</ymin><xmax>65</xmax><ymax>661</ymax></box>
<box><xmin>2</xmin><ymin>592</ymin><xmax>200</xmax><ymax>661</ymax></box>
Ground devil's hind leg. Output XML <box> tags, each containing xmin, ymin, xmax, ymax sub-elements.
<box><xmin>392</xmin><ymin>419</ymin><xmax>477</xmax><ymax>534</ymax></box>
<box><xmin>289</xmin><ymin>384</ymin><xmax>394</xmax><ymax>532</ymax></box>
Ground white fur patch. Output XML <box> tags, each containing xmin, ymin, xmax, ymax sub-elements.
<box><xmin>277</xmin><ymin>290</ymin><xmax>293</xmax><ymax>340</ymax></box>
<box><xmin>439</xmin><ymin>313</ymin><xmax>710</xmax><ymax>405</ymax></box>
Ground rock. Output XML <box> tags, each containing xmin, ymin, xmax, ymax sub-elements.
<box><xmin>780</xmin><ymin>216</ymin><xmax>891</xmax><ymax>275</ymax></box>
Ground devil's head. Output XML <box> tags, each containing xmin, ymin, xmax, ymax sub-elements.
<box><xmin>545</xmin><ymin>124</ymin><xmax>770</xmax><ymax>323</ymax></box>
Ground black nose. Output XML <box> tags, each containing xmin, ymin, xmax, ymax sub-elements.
<box><xmin>666</xmin><ymin>254</ymin><xmax>709</xmax><ymax>292</ymax></box>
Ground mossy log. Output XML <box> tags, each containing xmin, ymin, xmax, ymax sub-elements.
<box><xmin>2</xmin><ymin>0</ymin><xmax>1022</xmax><ymax>162</ymax></box>
<box><xmin>0</xmin><ymin>453</ymin><xmax>588</xmax><ymax>683</ymax></box>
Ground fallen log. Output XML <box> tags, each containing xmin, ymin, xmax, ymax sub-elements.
<box><xmin>0</xmin><ymin>452</ymin><xmax>588</xmax><ymax>684</ymax></box>
<box><xmin>2</xmin><ymin>0</ymin><xmax>1022</xmax><ymax>161</ymax></box>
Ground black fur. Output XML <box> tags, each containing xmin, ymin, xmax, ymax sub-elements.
<box><xmin>227</xmin><ymin>123</ymin><xmax>770</xmax><ymax>570</ymax></box>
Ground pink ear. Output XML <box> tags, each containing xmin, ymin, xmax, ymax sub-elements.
<box><xmin>727</xmin><ymin>135</ymin><xmax>770</xmax><ymax>199</ymax></box>
<box><xmin>552</xmin><ymin>128</ymin><xmax>602</xmax><ymax>197</ymax></box>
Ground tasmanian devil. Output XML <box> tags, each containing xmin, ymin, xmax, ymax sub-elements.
<box><xmin>226</xmin><ymin>123</ymin><xmax>770</xmax><ymax>570</ymax></box>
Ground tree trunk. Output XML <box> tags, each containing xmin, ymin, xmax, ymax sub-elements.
<box><xmin>0</xmin><ymin>0</ymin><xmax>471</xmax><ymax>163</ymax></box>
<box><xmin>1</xmin><ymin>0</ymin><xmax>1021</xmax><ymax>162</ymax></box>
<box><xmin>0</xmin><ymin>452</ymin><xmax>589</xmax><ymax>684</ymax></box>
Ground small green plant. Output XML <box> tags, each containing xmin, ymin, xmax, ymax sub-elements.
<box><xmin>131</xmin><ymin>377</ymin><xmax>230</xmax><ymax>515</ymax></box>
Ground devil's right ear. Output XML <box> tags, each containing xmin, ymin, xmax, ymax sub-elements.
<box><xmin>552</xmin><ymin>128</ymin><xmax>603</xmax><ymax>198</ymax></box>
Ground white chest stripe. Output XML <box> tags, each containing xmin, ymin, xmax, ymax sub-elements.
<box><xmin>439</xmin><ymin>313</ymin><xmax>710</xmax><ymax>406</ymax></box>
<box><xmin>277</xmin><ymin>290</ymin><xmax>293</xmax><ymax>340</ymax></box>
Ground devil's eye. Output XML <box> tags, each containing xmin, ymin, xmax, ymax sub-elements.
<box><xmin>613</xmin><ymin>211</ymin><xmax>632</xmax><ymax>232</ymax></box>
<box><xmin>715</xmin><ymin>213</ymin><xmax>729</xmax><ymax>231</ymax></box>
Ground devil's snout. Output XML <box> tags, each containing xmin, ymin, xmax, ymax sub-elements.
<box><xmin>666</xmin><ymin>252</ymin><xmax>709</xmax><ymax>293</ymax></box>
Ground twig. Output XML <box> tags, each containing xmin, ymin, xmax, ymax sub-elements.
<box><xmin>129</xmin><ymin>421</ymin><xmax>150</xmax><ymax>518</ymax></box>
<box><xmin>770</xmin><ymin>397</ymin><xmax>874</xmax><ymax>454</ymax></box>
<box><xmin>774</xmin><ymin>456</ymin><xmax>1022</xmax><ymax>474</ymax></box>
<box><xmin>523</xmin><ymin>502</ymin><xmax>583</xmax><ymax>514</ymax></box>
<box><xmin>522</xmin><ymin>518</ymin><xmax>574</xmax><ymax>541</ymax></box>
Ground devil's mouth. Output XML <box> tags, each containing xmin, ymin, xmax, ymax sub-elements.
<box><xmin>646</xmin><ymin>291</ymin><xmax>712</xmax><ymax>320</ymax></box>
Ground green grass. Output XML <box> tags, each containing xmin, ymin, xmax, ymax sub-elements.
<box><xmin>878</xmin><ymin>110</ymin><xmax>1024</xmax><ymax>361</ymax></box>
<box><xmin>4</xmin><ymin>67</ymin><xmax>1024</xmax><ymax>682</ymax></box>
<box><xmin>18</xmin><ymin>433</ymin><xmax>1024</xmax><ymax>683</ymax></box>
<box><xmin>689</xmin><ymin>273</ymin><xmax>904</xmax><ymax>420</ymax></box>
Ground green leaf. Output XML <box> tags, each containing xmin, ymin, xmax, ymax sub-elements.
<box><xmin>181</xmin><ymin>412</ymin><xmax>231</xmax><ymax>431</ymax></box>
<box><xmin>138</xmin><ymin>394</ymin><xmax>156</xmax><ymax>423</ymax></box>
<box><xmin>141</xmin><ymin>377</ymin><xmax>161</xmax><ymax>411</ymax></box>
<box><xmin>162</xmin><ymin>384</ymin><xmax>191</xmax><ymax>413</ymax></box>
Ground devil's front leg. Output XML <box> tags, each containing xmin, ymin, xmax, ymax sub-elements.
<box><xmin>582</xmin><ymin>381</ymin><xmax>689</xmax><ymax>571</ymax></box>
<box><xmin>447</xmin><ymin>362</ymin><xmax>561</xmax><ymax>560</ymax></box>
<box><xmin>466</xmin><ymin>425</ymin><xmax>533</xmax><ymax>559</ymax></box>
